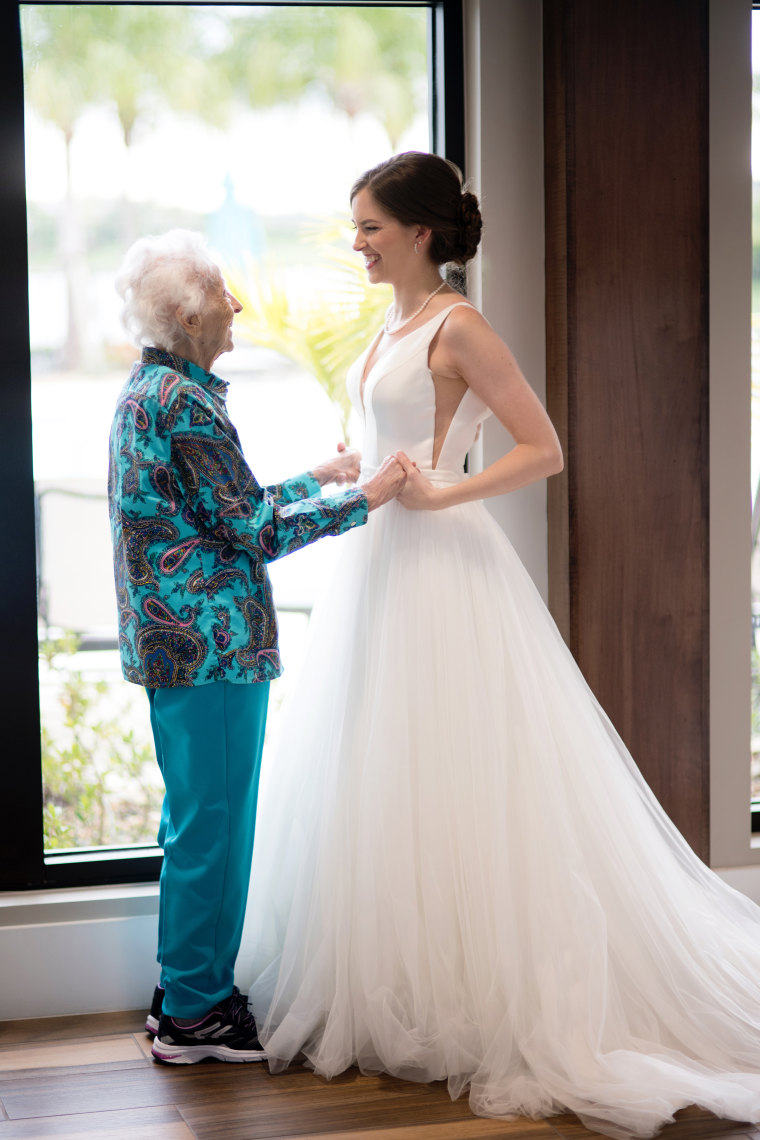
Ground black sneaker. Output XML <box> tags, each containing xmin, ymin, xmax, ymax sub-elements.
<box><xmin>151</xmin><ymin>991</ymin><xmax>266</xmax><ymax>1064</ymax></box>
<box><xmin>145</xmin><ymin>983</ymin><xmax>245</xmax><ymax>1038</ymax></box>
<box><xmin>145</xmin><ymin>985</ymin><xmax>164</xmax><ymax>1037</ymax></box>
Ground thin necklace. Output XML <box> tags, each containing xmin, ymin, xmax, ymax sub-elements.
<box><xmin>384</xmin><ymin>281</ymin><xmax>446</xmax><ymax>335</ymax></box>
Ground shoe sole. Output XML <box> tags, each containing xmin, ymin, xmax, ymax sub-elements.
<box><xmin>151</xmin><ymin>1042</ymin><xmax>267</xmax><ymax>1064</ymax></box>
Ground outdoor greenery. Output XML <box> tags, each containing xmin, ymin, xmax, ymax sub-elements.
<box><xmin>40</xmin><ymin>632</ymin><xmax>162</xmax><ymax>851</ymax></box>
<box><xmin>221</xmin><ymin>6</ymin><xmax>426</xmax><ymax>150</ymax></box>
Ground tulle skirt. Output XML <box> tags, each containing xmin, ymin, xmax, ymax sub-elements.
<box><xmin>237</xmin><ymin>487</ymin><xmax>760</xmax><ymax>1139</ymax></box>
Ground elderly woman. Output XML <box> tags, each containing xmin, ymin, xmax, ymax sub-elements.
<box><xmin>108</xmin><ymin>229</ymin><xmax>403</xmax><ymax>1065</ymax></box>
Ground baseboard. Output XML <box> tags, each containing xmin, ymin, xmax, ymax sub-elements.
<box><xmin>2</xmin><ymin>866</ymin><xmax>760</xmax><ymax>1022</ymax></box>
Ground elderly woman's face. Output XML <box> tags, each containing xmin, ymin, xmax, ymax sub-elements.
<box><xmin>196</xmin><ymin>272</ymin><xmax>243</xmax><ymax>368</ymax></box>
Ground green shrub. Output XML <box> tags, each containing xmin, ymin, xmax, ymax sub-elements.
<box><xmin>39</xmin><ymin>632</ymin><xmax>162</xmax><ymax>850</ymax></box>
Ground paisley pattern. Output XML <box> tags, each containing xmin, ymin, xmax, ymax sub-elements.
<box><xmin>108</xmin><ymin>347</ymin><xmax>368</xmax><ymax>687</ymax></box>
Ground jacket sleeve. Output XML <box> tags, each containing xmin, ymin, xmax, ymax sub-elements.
<box><xmin>167</xmin><ymin>389</ymin><xmax>368</xmax><ymax>564</ymax></box>
<box><xmin>265</xmin><ymin>471</ymin><xmax>322</xmax><ymax>505</ymax></box>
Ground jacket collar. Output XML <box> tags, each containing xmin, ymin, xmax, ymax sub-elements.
<box><xmin>140</xmin><ymin>347</ymin><xmax>229</xmax><ymax>398</ymax></box>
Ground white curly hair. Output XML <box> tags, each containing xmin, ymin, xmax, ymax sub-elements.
<box><xmin>115</xmin><ymin>229</ymin><xmax>223</xmax><ymax>351</ymax></box>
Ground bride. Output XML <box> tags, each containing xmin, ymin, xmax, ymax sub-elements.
<box><xmin>238</xmin><ymin>152</ymin><xmax>760</xmax><ymax>1140</ymax></box>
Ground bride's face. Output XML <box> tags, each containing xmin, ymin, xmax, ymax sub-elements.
<box><xmin>351</xmin><ymin>188</ymin><xmax>418</xmax><ymax>286</ymax></box>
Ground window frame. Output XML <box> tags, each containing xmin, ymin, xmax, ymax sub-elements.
<box><xmin>752</xmin><ymin>1</ymin><xmax>760</xmax><ymax>836</ymax></box>
<box><xmin>1</xmin><ymin>0</ymin><xmax>464</xmax><ymax>891</ymax></box>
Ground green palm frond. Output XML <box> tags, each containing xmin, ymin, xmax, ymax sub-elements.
<box><xmin>225</xmin><ymin>220</ymin><xmax>391</xmax><ymax>437</ymax></box>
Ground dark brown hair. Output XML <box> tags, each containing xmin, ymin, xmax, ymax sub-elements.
<box><xmin>351</xmin><ymin>151</ymin><xmax>482</xmax><ymax>266</ymax></box>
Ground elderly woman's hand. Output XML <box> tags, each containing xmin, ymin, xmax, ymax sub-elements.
<box><xmin>394</xmin><ymin>452</ymin><xmax>448</xmax><ymax>510</ymax></box>
<box><xmin>312</xmin><ymin>442</ymin><xmax>362</xmax><ymax>487</ymax></box>
<box><xmin>363</xmin><ymin>455</ymin><xmax>407</xmax><ymax>511</ymax></box>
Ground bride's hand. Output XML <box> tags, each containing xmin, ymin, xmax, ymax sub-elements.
<box><xmin>395</xmin><ymin>452</ymin><xmax>446</xmax><ymax>511</ymax></box>
<box><xmin>312</xmin><ymin>441</ymin><xmax>362</xmax><ymax>487</ymax></box>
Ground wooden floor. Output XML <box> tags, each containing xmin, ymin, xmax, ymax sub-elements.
<box><xmin>0</xmin><ymin>1011</ymin><xmax>758</xmax><ymax>1140</ymax></box>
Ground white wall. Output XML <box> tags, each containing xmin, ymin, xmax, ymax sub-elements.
<box><xmin>465</xmin><ymin>0</ymin><xmax>549</xmax><ymax>598</ymax></box>
<box><xmin>0</xmin><ymin>886</ymin><xmax>159</xmax><ymax>1019</ymax></box>
<box><xmin>709</xmin><ymin>0</ymin><xmax>758</xmax><ymax>870</ymax></box>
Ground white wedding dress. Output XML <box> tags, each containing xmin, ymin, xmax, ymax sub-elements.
<box><xmin>238</xmin><ymin>303</ymin><xmax>760</xmax><ymax>1139</ymax></box>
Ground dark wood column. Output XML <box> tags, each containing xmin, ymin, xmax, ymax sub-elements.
<box><xmin>544</xmin><ymin>0</ymin><xmax>710</xmax><ymax>857</ymax></box>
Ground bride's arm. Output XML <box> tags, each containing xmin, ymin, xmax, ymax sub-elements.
<box><xmin>396</xmin><ymin>306</ymin><xmax>563</xmax><ymax>511</ymax></box>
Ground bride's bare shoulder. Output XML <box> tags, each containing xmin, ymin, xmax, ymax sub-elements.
<box><xmin>439</xmin><ymin>301</ymin><xmax>493</xmax><ymax>346</ymax></box>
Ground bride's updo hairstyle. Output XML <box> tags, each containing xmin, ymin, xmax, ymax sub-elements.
<box><xmin>351</xmin><ymin>151</ymin><xmax>482</xmax><ymax>266</ymax></box>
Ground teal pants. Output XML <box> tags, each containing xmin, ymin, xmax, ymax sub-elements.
<box><xmin>147</xmin><ymin>680</ymin><xmax>270</xmax><ymax>1018</ymax></box>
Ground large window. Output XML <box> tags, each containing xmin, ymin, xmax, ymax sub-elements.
<box><xmin>3</xmin><ymin>0</ymin><xmax>463</xmax><ymax>890</ymax></box>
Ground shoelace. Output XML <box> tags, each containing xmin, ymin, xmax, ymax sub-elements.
<box><xmin>229</xmin><ymin>987</ymin><xmax>247</xmax><ymax>1011</ymax></box>
<box><xmin>222</xmin><ymin>990</ymin><xmax>257</xmax><ymax>1030</ymax></box>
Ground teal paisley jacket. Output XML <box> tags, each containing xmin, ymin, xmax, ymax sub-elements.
<box><xmin>108</xmin><ymin>347</ymin><xmax>368</xmax><ymax>687</ymax></box>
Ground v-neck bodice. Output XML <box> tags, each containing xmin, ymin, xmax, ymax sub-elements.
<box><xmin>346</xmin><ymin>303</ymin><xmax>491</xmax><ymax>478</ymax></box>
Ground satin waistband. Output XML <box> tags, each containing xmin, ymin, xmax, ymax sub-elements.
<box><xmin>360</xmin><ymin>463</ymin><xmax>466</xmax><ymax>487</ymax></box>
